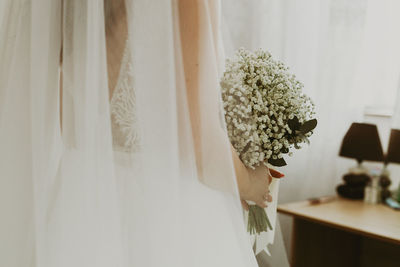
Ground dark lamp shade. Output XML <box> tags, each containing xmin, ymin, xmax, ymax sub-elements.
<box><xmin>339</xmin><ymin>123</ymin><xmax>384</xmax><ymax>163</ymax></box>
<box><xmin>386</xmin><ymin>129</ymin><xmax>400</xmax><ymax>164</ymax></box>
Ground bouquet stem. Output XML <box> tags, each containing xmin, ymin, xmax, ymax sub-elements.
<box><xmin>247</xmin><ymin>205</ymin><xmax>273</xmax><ymax>235</ymax></box>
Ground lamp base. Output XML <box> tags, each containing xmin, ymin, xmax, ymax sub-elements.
<box><xmin>343</xmin><ymin>173</ymin><xmax>370</xmax><ymax>187</ymax></box>
<box><xmin>336</xmin><ymin>184</ymin><xmax>364</xmax><ymax>199</ymax></box>
<box><xmin>337</xmin><ymin>167</ymin><xmax>370</xmax><ymax>200</ymax></box>
<box><xmin>348</xmin><ymin>164</ymin><xmax>368</xmax><ymax>175</ymax></box>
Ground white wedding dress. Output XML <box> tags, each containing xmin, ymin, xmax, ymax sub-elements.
<box><xmin>110</xmin><ymin>39</ymin><xmax>140</xmax><ymax>153</ymax></box>
<box><xmin>108</xmin><ymin>35</ymin><xmax>257</xmax><ymax>265</ymax></box>
<box><xmin>0</xmin><ymin>0</ymin><xmax>266</xmax><ymax>266</ymax></box>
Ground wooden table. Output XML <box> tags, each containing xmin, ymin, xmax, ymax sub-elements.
<box><xmin>278</xmin><ymin>197</ymin><xmax>400</xmax><ymax>267</ymax></box>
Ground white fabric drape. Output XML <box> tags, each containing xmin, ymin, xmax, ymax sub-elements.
<box><xmin>0</xmin><ymin>1</ymin><xmax>36</xmax><ymax>266</ymax></box>
<box><xmin>0</xmin><ymin>0</ymin><xmax>261</xmax><ymax>266</ymax></box>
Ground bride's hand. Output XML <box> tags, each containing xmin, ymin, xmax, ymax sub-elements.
<box><xmin>240</xmin><ymin>166</ymin><xmax>284</xmax><ymax>210</ymax></box>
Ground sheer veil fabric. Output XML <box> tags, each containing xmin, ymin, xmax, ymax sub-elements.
<box><xmin>0</xmin><ymin>0</ymin><xmax>263</xmax><ymax>266</ymax></box>
<box><xmin>220</xmin><ymin>1</ymin><xmax>290</xmax><ymax>265</ymax></box>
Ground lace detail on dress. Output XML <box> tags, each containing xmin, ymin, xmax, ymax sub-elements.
<box><xmin>110</xmin><ymin>39</ymin><xmax>140</xmax><ymax>152</ymax></box>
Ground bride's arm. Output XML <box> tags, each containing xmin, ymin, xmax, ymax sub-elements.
<box><xmin>232</xmin><ymin>147</ymin><xmax>285</xmax><ymax>208</ymax></box>
<box><xmin>177</xmin><ymin>0</ymin><xmax>282</xmax><ymax>208</ymax></box>
<box><xmin>230</xmin><ymin>144</ymin><xmax>269</xmax><ymax>209</ymax></box>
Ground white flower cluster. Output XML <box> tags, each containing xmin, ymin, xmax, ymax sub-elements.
<box><xmin>221</xmin><ymin>48</ymin><xmax>316</xmax><ymax>168</ymax></box>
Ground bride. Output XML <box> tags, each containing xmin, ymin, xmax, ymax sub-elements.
<box><xmin>0</xmin><ymin>0</ymin><xmax>283</xmax><ymax>266</ymax></box>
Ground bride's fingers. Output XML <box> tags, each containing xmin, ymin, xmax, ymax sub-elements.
<box><xmin>241</xmin><ymin>199</ymin><xmax>249</xmax><ymax>211</ymax></box>
<box><xmin>256</xmin><ymin>195</ymin><xmax>268</xmax><ymax>208</ymax></box>
<box><xmin>269</xmin><ymin>168</ymin><xmax>284</xmax><ymax>178</ymax></box>
<box><xmin>256</xmin><ymin>200</ymin><xmax>268</xmax><ymax>208</ymax></box>
<box><xmin>263</xmin><ymin>192</ymin><xmax>273</xmax><ymax>203</ymax></box>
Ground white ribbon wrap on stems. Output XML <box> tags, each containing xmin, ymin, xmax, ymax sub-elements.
<box><xmin>245</xmin><ymin>178</ymin><xmax>280</xmax><ymax>255</ymax></box>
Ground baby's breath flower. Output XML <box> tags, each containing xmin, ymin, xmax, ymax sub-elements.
<box><xmin>221</xmin><ymin>48</ymin><xmax>316</xmax><ymax>168</ymax></box>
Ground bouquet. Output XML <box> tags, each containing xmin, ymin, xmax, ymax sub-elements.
<box><xmin>221</xmin><ymin>48</ymin><xmax>317</xmax><ymax>234</ymax></box>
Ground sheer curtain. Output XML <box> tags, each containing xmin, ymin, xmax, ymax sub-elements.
<box><xmin>222</xmin><ymin>0</ymin><xmax>400</xmax><ymax>259</ymax></box>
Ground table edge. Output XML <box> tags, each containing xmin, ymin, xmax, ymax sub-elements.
<box><xmin>278</xmin><ymin>207</ymin><xmax>400</xmax><ymax>246</ymax></box>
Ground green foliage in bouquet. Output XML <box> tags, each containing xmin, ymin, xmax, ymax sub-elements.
<box><xmin>221</xmin><ymin>48</ymin><xmax>317</xmax><ymax>235</ymax></box>
<box><xmin>269</xmin><ymin>116</ymin><xmax>317</xmax><ymax>166</ymax></box>
<box><xmin>247</xmin><ymin>205</ymin><xmax>273</xmax><ymax>235</ymax></box>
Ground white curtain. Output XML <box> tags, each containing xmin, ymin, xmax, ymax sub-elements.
<box><xmin>222</xmin><ymin>0</ymin><xmax>400</xmax><ymax>258</ymax></box>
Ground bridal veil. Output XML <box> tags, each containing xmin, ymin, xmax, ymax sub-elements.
<box><xmin>0</xmin><ymin>0</ymin><xmax>286</xmax><ymax>266</ymax></box>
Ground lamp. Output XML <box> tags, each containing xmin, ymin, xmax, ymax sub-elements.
<box><xmin>339</xmin><ymin>122</ymin><xmax>384</xmax><ymax>170</ymax></box>
<box><xmin>337</xmin><ymin>123</ymin><xmax>384</xmax><ymax>199</ymax></box>
<box><xmin>384</xmin><ymin>129</ymin><xmax>400</xmax><ymax>202</ymax></box>
<box><xmin>386</xmin><ymin>129</ymin><xmax>400</xmax><ymax>164</ymax></box>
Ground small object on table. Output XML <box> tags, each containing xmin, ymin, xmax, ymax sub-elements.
<box><xmin>397</xmin><ymin>182</ymin><xmax>400</xmax><ymax>202</ymax></box>
<box><xmin>381</xmin><ymin>189</ymin><xmax>392</xmax><ymax>201</ymax></box>
<box><xmin>379</xmin><ymin>171</ymin><xmax>391</xmax><ymax>202</ymax></box>
<box><xmin>385</xmin><ymin>197</ymin><xmax>400</xmax><ymax>210</ymax></box>
<box><xmin>308</xmin><ymin>196</ymin><xmax>336</xmax><ymax>205</ymax></box>
<box><xmin>364</xmin><ymin>170</ymin><xmax>381</xmax><ymax>204</ymax></box>
<box><xmin>379</xmin><ymin>173</ymin><xmax>391</xmax><ymax>187</ymax></box>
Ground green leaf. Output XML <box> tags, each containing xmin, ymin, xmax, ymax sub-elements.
<box><xmin>299</xmin><ymin>119</ymin><xmax>317</xmax><ymax>134</ymax></box>
<box><xmin>268</xmin><ymin>157</ymin><xmax>287</xmax><ymax>167</ymax></box>
<box><xmin>288</xmin><ymin>116</ymin><xmax>300</xmax><ymax>131</ymax></box>
<box><xmin>281</xmin><ymin>147</ymin><xmax>289</xmax><ymax>154</ymax></box>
